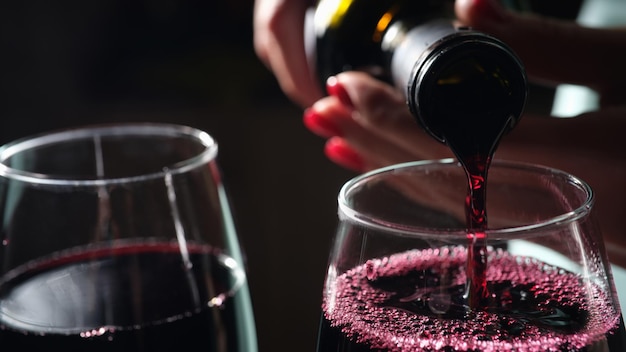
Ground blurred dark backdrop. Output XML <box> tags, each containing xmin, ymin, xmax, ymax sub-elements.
<box><xmin>0</xmin><ymin>1</ymin><xmax>581</xmax><ymax>351</ymax></box>
<box><xmin>1</xmin><ymin>1</ymin><xmax>353</xmax><ymax>351</ymax></box>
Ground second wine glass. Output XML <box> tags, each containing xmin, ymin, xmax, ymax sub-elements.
<box><xmin>0</xmin><ymin>123</ymin><xmax>257</xmax><ymax>351</ymax></box>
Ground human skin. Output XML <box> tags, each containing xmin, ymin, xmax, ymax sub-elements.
<box><xmin>254</xmin><ymin>0</ymin><xmax>626</xmax><ymax>266</ymax></box>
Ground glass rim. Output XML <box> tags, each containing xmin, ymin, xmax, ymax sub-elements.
<box><xmin>0</xmin><ymin>122</ymin><xmax>218</xmax><ymax>186</ymax></box>
<box><xmin>338</xmin><ymin>158</ymin><xmax>594</xmax><ymax>238</ymax></box>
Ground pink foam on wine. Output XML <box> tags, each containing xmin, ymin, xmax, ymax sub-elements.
<box><xmin>323</xmin><ymin>246</ymin><xmax>620</xmax><ymax>351</ymax></box>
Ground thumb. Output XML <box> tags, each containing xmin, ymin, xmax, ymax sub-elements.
<box><xmin>455</xmin><ymin>0</ymin><xmax>626</xmax><ymax>93</ymax></box>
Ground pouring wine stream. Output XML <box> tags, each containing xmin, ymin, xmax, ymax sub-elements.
<box><xmin>426</xmin><ymin>99</ymin><xmax>518</xmax><ymax>312</ymax></box>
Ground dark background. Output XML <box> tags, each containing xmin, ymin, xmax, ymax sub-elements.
<box><xmin>0</xmin><ymin>1</ymin><xmax>580</xmax><ymax>351</ymax></box>
<box><xmin>0</xmin><ymin>2</ymin><xmax>352</xmax><ymax>351</ymax></box>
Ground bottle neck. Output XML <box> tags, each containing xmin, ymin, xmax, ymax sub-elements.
<box><xmin>388</xmin><ymin>20</ymin><xmax>527</xmax><ymax>141</ymax></box>
<box><xmin>388</xmin><ymin>20</ymin><xmax>461</xmax><ymax>92</ymax></box>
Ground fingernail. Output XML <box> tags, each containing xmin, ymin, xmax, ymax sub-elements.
<box><xmin>326</xmin><ymin>76</ymin><xmax>354</xmax><ymax>109</ymax></box>
<box><xmin>324</xmin><ymin>137</ymin><xmax>365</xmax><ymax>172</ymax></box>
<box><xmin>303</xmin><ymin>108</ymin><xmax>343</xmax><ymax>137</ymax></box>
<box><xmin>473</xmin><ymin>0</ymin><xmax>506</xmax><ymax>22</ymax></box>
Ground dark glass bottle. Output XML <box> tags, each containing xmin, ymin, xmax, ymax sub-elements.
<box><xmin>305</xmin><ymin>0</ymin><xmax>527</xmax><ymax>143</ymax></box>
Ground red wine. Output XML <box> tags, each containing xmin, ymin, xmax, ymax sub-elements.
<box><xmin>420</xmin><ymin>45</ymin><xmax>525</xmax><ymax>310</ymax></box>
<box><xmin>0</xmin><ymin>241</ymin><xmax>254</xmax><ymax>351</ymax></box>
<box><xmin>318</xmin><ymin>247</ymin><xmax>626</xmax><ymax>351</ymax></box>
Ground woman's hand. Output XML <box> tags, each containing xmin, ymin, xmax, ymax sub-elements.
<box><xmin>253</xmin><ymin>0</ymin><xmax>322</xmax><ymax>107</ymax></box>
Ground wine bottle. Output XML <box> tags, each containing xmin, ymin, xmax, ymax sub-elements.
<box><xmin>305</xmin><ymin>0</ymin><xmax>528</xmax><ymax>143</ymax></box>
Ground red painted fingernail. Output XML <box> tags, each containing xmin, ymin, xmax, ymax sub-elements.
<box><xmin>473</xmin><ymin>0</ymin><xmax>506</xmax><ymax>22</ymax></box>
<box><xmin>326</xmin><ymin>76</ymin><xmax>354</xmax><ymax>109</ymax></box>
<box><xmin>324</xmin><ymin>137</ymin><xmax>365</xmax><ymax>172</ymax></box>
<box><xmin>303</xmin><ymin>108</ymin><xmax>343</xmax><ymax>137</ymax></box>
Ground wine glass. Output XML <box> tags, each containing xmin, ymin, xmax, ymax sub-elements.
<box><xmin>317</xmin><ymin>159</ymin><xmax>626</xmax><ymax>352</ymax></box>
<box><xmin>0</xmin><ymin>123</ymin><xmax>257</xmax><ymax>352</ymax></box>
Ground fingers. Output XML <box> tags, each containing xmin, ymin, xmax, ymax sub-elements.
<box><xmin>455</xmin><ymin>0</ymin><xmax>626</xmax><ymax>93</ymax></box>
<box><xmin>253</xmin><ymin>0</ymin><xmax>322</xmax><ymax>107</ymax></box>
<box><xmin>304</xmin><ymin>93</ymin><xmax>418</xmax><ymax>172</ymax></box>
<box><xmin>303</xmin><ymin>72</ymin><xmax>453</xmax><ymax>172</ymax></box>
<box><xmin>329</xmin><ymin>73</ymin><xmax>453</xmax><ymax>161</ymax></box>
